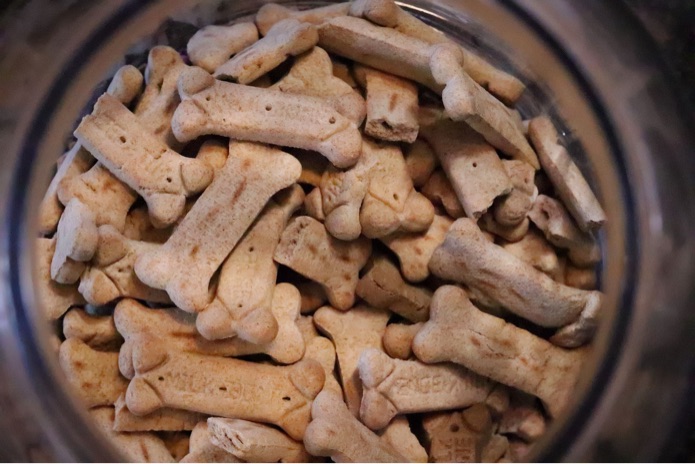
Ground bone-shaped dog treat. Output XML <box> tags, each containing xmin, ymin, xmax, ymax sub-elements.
<box><xmin>173</xmin><ymin>67</ymin><xmax>362</xmax><ymax>169</ymax></box>
<box><xmin>484</xmin><ymin>435</ymin><xmax>511</xmax><ymax>463</ymax></box>
<box><xmin>135</xmin><ymin>142</ymin><xmax>301</xmax><ymax>312</ymax></box>
<box><xmin>195</xmin><ymin>138</ymin><xmax>229</xmax><ymax>171</ymax></box>
<box><xmin>215</xmin><ymin>19</ymin><xmax>318</xmax><ymax>84</ymax></box>
<box><xmin>50</xmin><ymin>199</ymin><xmax>98</xmax><ymax>284</ymax></box>
<box><xmin>380</xmin><ymin>214</ymin><xmax>453</xmax><ymax>283</ymax></box>
<box><xmin>480</xmin><ymin>212</ymin><xmax>529</xmax><ymax>243</ymax></box>
<box><xmin>498</xmin><ymin>392</ymin><xmax>546</xmax><ymax>442</ymax></box>
<box><xmin>181</xmin><ymin>422</ymin><xmax>242</xmax><ymax>463</ymax></box>
<box><xmin>196</xmin><ymin>186</ymin><xmax>304</xmax><ymax>342</ymax></box>
<box><xmin>565</xmin><ymin>265</ymin><xmax>597</xmax><ymax>290</ymax></box>
<box><xmin>125</xmin><ymin>349</ymin><xmax>324</xmax><ymax>440</ymax></box>
<box><xmin>63</xmin><ymin>308</ymin><xmax>122</xmax><ymax>350</ymax></box>
<box><xmin>485</xmin><ymin>385</ymin><xmax>512</xmax><ymax>418</ymax></box>
<box><xmin>405</xmin><ymin>139</ymin><xmax>438</xmax><ymax>188</ymax></box>
<box><xmin>292</xmin><ymin>149</ymin><xmax>330</xmax><ymax>187</ymax></box>
<box><xmin>421</xmin><ymin>169</ymin><xmax>465</xmax><ymax>219</ymax></box>
<box><xmin>208</xmin><ymin>418</ymin><xmax>311</xmax><ymax>463</ymax></box>
<box><xmin>413</xmin><ymin>286</ymin><xmax>586</xmax><ymax>417</ymax></box>
<box><xmin>529</xmin><ymin>195</ymin><xmax>601</xmax><ymax>268</ymax></box>
<box><xmin>429</xmin><ymin>218</ymin><xmax>603</xmax><ymax>346</ymax></box>
<box><xmin>123</xmin><ymin>207</ymin><xmax>173</xmax><ymax>244</ymax></box>
<box><xmin>107</xmin><ymin>64</ymin><xmax>145</xmax><ymax>108</ymax></box>
<box><xmin>354</xmin><ymin>65</ymin><xmax>420</xmax><ymax>143</ymax></box>
<box><xmin>356</xmin><ymin>255</ymin><xmax>432</xmax><ymax>322</ymax></box>
<box><xmin>303</xmin><ymin>391</ymin><xmax>407</xmax><ymax>462</ymax></box>
<box><xmin>187</xmin><ymin>22</ymin><xmax>260</xmax><ymax>72</ymax></box>
<box><xmin>37</xmin><ymin>238</ymin><xmax>85</xmax><ymax>320</ymax></box>
<box><xmin>297</xmin><ymin>280</ymin><xmax>327</xmax><ymax>314</ymax></box>
<box><xmin>274</xmin><ymin>216</ymin><xmax>371</xmax><ymax>310</ymax></box>
<box><xmin>383</xmin><ymin>322</ymin><xmax>423</xmax><ymax>360</ymax></box>
<box><xmin>113</xmin><ymin>394</ymin><xmax>204</xmax><ymax>432</ymax></box>
<box><xmin>528</xmin><ymin>117</ymin><xmax>606</xmax><ymax>232</ymax></box>
<box><xmin>494</xmin><ymin>160</ymin><xmax>537</xmax><ymax>227</ymax></box>
<box><xmin>256</xmin><ymin>3</ymin><xmax>350</xmax><ymax>35</ymax></box>
<box><xmin>79</xmin><ymin>225</ymin><xmax>171</xmax><ymax>306</ymax></box>
<box><xmin>59</xmin><ymin>338</ymin><xmax>127</xmax><ymax>408</ymax></box>
<box><xmin>422</xmin><ymin>404</ymin><xmax>494</xmax><ymax>463</ymax></box>
<box><xmin>358</xmin><ymin>348</ymin><xmax>495</xmax><ymax>430</ymax></box>
<box><xmin>502</xmin><ymin>229</ymin><xmax>562</xmax><ymax>281</ymax></box>
<box><xmin>299</xmin><ymin>316</ymin><xmax>343</xmax><ymax>395</ymax></box>
<box><xmin>378</xmin><ymin>416</ymin><xmax>428</xmax><ymax>463</ymax></box>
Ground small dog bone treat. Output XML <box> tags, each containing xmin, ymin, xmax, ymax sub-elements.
<box><xmin>422</xmin><ymin>404</ymin><xmax>494</xmax><ymax>463</ymax></box>
<box><xmin>59</xmin><ymin>338</ymin><xmax>127</xmax><ymax>408</ymax></box>
<box><xmin>208</xmin><ymin>418</ymin><xmax>311</xmax><ymax>463</ymax></box>
<box><xmin>429</xmin><ymin>218</ymin><xmax>603</xmax><ymax>346</ymax></box>
<box><xmin>528</xmin><ymin>116</ymin><xmax>606</xmax><ymax>232</ymax></box>
<box><xmin>181</xmin><ymin>422</ymin><xmax>242</xmax><ymax>463</ymax></box>
<box><xmin>381</xmin><ymin>214</ymin><xmax>453</xmax><ymax>283</ymax></box>
<box><xmin>480</xmin><ymin>213</ymin><xmax>530</xmax><ymax>243</ymax></box>
<box><xmin>412</xmin><ymin>286</ymin><xmax>586</xmax><ymax>417</ymax></box>
<box><xmin>529</xmin><ymin>195</ymin><xmax>601</xmax><ymax>267</ymax></box>
<box><xmin>274</xmin><ymin>216</ymin><xmax>371</xmax><ymax>310</ymax></box>
<box><xmin>195</xmin><ymin>138</ymin><xmax>229</xmax><ymax>171</ymax></box>
<box><xmin>196</xmin><ymin>186</ymin><xmax>304</xmax><ymax>343</ymax></box>
<box><xmin>63</xmin><ymin>308</ymin><xmax>122</xmax><ymax>350</ymax></box>
<box><xmin>79</xmin><ymin>225</ymin><xmax>171</xmax><ymax>306</ymax></box>
<box><xmin>421</xmin><ymin>169</ymin><xmax>465</xmax><ymax>219</ymax></box>
<box><xmin>485</xmin><ymin>385</ymin><xmax>512</xmax><ymax>418</ymax></box>
<box><xmin>113</xmin><ymin>394</ymin><xmax>204</xmax><ymax>432</ymax></box>
<box><xmin>356</xmin><ymin>254</ymin><xmax>432</xmax><ymax>322</ymax></box>
<box><xmin>502</xmin><ymin>229</ymin><xmax>562</xmax><ymax>281</ymax></box>
<box><xmin>50</xmin><ymin>199</ymin><xmax>98</xmax><ymax>284</ymax></box>
<box><xmin>292</xmin><ymin>149</ymin><xmax>330</xmax><ymax>187</ymax></box>
<box><xmin>565</xmin><ymin>265</ymin><xmax>598</xmax><ymax>290</ymax></box>
<box><xmin>215</xmin><ymin>19</ymin><xmax>318</xmax><ymax>84</ymax></box>
<box><xmin>354</xmin><ymin>65</ymin><xmax>420</xmax><ymax>143</ymax></box>
<box><xmin>256</xmin><ymin>3</ymin><xmax>350</xmax><ymax>35</ymax></box>
<box><xmin>494</xmin><ymin>160</ymin><xmax>537</xmax><ymax>227</ymax></box>
<box><xmin>37</xmin><ymin>238</ymin><xmax>85</xmax><ymax>320</ymax></box>
<box><xmin>135</xmin><ymin>142</ymin><xmax>301</xmax><ymax>312</ymax></box>
<box><xmin>358</xmin><ymin>348</ymin><xmax>495</xmax><ymax>430</ymax></box>
<box><xmin>303</xmin><ymin>391</ymin><xmax>407</xmax><ymax>462</ymax></box>
<box><xmin>314</xmin><ymin>305</ymin><xmax>389</xmax><ymax>416</ymax></box>
<box><xmin>187</xmin><ymin>22</ymin><xmax>260</xmax><ymax>72</ymax></box>
<box><xmin>382</xmin><ymin>322</ymin><xmax>424</xmax><ymax>360</ymax></box>
<box><xmin>379</xmin><ymin>416</ymin><xmax>428</xmax><ymax>463</ymax></box>
<box><xmin>106</xmin><ymin>64</ymin><xmax>146</xmax><ymax>108</ymax></box>
<box><xmin>297</xmin><ymin>280</ymin><xmax>328</xmax><ymax>314</ymax></box>
<box><xmin>173</xmin><ymin>67</ymin><xmax>362</xmax><ymax>169</ymax></box>
<box><xmin>298</xmin><ymin>316</ymin><xmax>343</xmax><ymax>395</ymax></box>
<box><xmin>498</xmin><ymin>392</ymin><xmax>547</xmax><ymax>442</ymax></box>
<box><xmin>405</xmin><ymin>139</ymin><xmax>438</xmax><ymax>188</ymax></box>
<box><xmin>271</xmin><ymin>47</ymin><xmax>366</xmax><ymax>125</ymax></box>
<box><xmin>123</xmin><ymin>207</ymin><xmax>172</xmax><ymax>244</ymax></box>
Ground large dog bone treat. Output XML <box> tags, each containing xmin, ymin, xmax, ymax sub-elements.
<box><xmin>37</xmin><ymin>238</ymin><xmax>85</xmax><ymax>320</ymax></box>
<box><xmin>79</xmin><ymin>225</ymin><xmax>171</xmax><ymax>306</ymax></box>
<box><xmin>314</xmin><ymin>305</ymin><xmax>389</xmax><ymax>416</ymax></box>
<box><xmin>256</xmin><ymin>3</ymin><xmax>350</xmax><ymax>35</ymax></box>
<box><xmin>379</xmin><ymin>416</ymin><xmax>428</xmax><ymax>463</ymax></box>
<box><xmin>429</xmin><ymin>218</ymin><xmax>603</xmax><ymax>345</ymax></box>
<box><xmin>75</xmin><ymin>95</ymin><xmax>214</xmax><ymax>228</ymax></box>
<box><xmin>215</xmin><ymin>19</ymin><xmax>318</xmax><ymax>84</ymax></box>
<box><xmin>498</xmin><ymin>392</ymin><xmax>547</xmax><ymax>442</ymax></box>
<box><xmin>356</xmin><ymin>254</ymin><xmax>432</xmax><ymax>322</ymax></box>
<box><xmin>274</xmin><ymin>216</ymin><xmax>371</xmax><ymax>310</ymax></box>
<box><xmin>381</xmin><ymin>214</ymin><xmax>453</xmax><ymax>283</ymax></box>
<box><xmin>405</xmin><ymin>139</ymin><xmax>438</xmax><ymax>187</ymax></box>
<box><xmin>271</xmin><ymin>47</ymin><xmax>366</xmax><ymax>125</ymax></box>
<box><xmin>208</xmin><ymin>418</ymin><xmax>311</xmax><ymax>463</ymax></box>
<box><xmin>173</xmin><ymin>67</ymin><xmax>362</xmax><ymax>169</ymax></box>
<box><xmin>113</xmin><ymin>394</ymin><xmax>204</xmax><ymax>432</ymax></box>
<box><xmin>59</xmin><ymin>338</ymin><xmax>127</xmax><ymax>408</ymax></box>
<box><xmin>382</xmin><ymin>322</ymin><xmax>424</xmax><ymax>360</ymax></box>
<box><xmin>125</xmin><ymin>349</ymin><xmax>325</xmax><ymax>440</ymax></box>
<box><xmin>197</xmin><ymin>186</ymin><xmax>304</xmax><ymax>342</ymax></box>
<box><xmin>421</xmin><ymin>169</ymin><xmax>465</xmax><ymax>219</ymax></box>
<box><xmin>50</xmin><ymin>199</ymin><xmax>98</xmax><ymax>284</ymax></box>
<box><xmin>358</xmin><ymin>348</ymin><xmax>495</xmax><ymax>430</ymax></box>
<box><xmin>528</xmin><ymin>117</ymin><xmax>606</xmax><ymax>232</ymax></box>
<box><xmin>299</xmin><ymin>316</ymin><xmax>343</xmax><ymax>395</ymax></box>
<box><xmin>412</xmin><ymin>286</ymin><xmax>586</xmax><ymax>417</ymax></box>
<box><xmin>303</xmin><ymin>391</ymin><xmax>407</xmax><ymax>462</ymax></box>
<box><xmin>182</xmin><ymin>422</ymin><xmax>242</xmax><ymax>463</ymax></box>
<box><xmin>63</xmin><ymin>308</ymin><xmax>122</xmax><ymax>350</ymax></box>
<box><xmin>354</xmin><ymin>65</ymin><xmax>420</xmax><ymax>143</ymax></box>
<box><xmin>502</xmin><ymin>229</ymin><xmax>562</xmax><ymax>281</ymax></box>
<box><xmin>135</xmin><ymin>142</ymin><xmax>301</xmax><ymax>312</ymax></box>
<box><xmin>422</xmin><ymin>404</ymin><xmax>494</xmax><ymax>463</ymax></box>
<box><xmin>187</xmin><ymin>22</ymin><xmax>259</xmax><ymax>72</ymax></box>
<box><xmin>494</xmin><ymin>160</ymin><xmax>538</xmax><ymax>227</ymax></box>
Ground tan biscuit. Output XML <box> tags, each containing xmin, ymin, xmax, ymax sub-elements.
<box><xmin>123</xmin><ymin>207</ymin><xmax>173</xmax><ymax>244</ymax></box>
<box><xmin>36</xmin><ymin>238</ymin><xmax>85</xmax><ymax>320</ymax></box>
<box><xmin>354</xmin><ymin>65</ymin><xmax>419</xmax><ymax>143</ymax></box>
<box><xmin>422</xmin><ymin>404</ymin><xmax>494</xmax><ymax>463</ymax></box>
<box><xmin>181</xmin><ymin>422</ymin><xmax>242</xmax><ymax>463</ymax></box>
<box><xmin>358</xmin><ymin>348</ymin><xmax>495</xmax><ymax>430</ymax></box>
<box><xmin>256</xmin><ymin>3</ymin><xmax>351</xmax><ymax>36</ymax></box>
<box><xmin>498</xmin><ymin>392</ymin><xmax>546</xmax><ymax>442</ymax></box>
<box><xmin>208</xmin><ymin>418</ymin><xmax>311</xmax><ymax>463</ymax></box>
<box><xmin>162</xmin><ymin>432</ymin><xmax>191</xmax><ymax>462</ymax></box>
<box><xmin>429</xmin><ymin>218</ymin><xmax>603</xmax><ymax>346</ymax></box>
<box><xmin>313</xmin><ymin>305</ymin><xmax>389</xmax><ymax>416</ymax></box>
<box><xmin>494</xmin><ymin>160</ymin><xmax>537</xmax><ymax>227</ymax></box>
<box><xmin>421</xmin><ymin>169</ymin><xmax>466</xmax><ymax>218</ymax></box>
<box><xmin>195</xmin><ymin>138</ymin><xmax>229</xmax><ymax>171</ymax></box>
<box><xmin>79</xmin><ymin>225</ymin><xmax>171</xmax><ymax>307</ymax></box>
<box><xmin>197</xmin><ymin>186</ymin><xmax>304</xmax><ymax>342</ymax></box>
<box><xmin>50</xmin><ymin>199</ymin><xmax>98</xmax><ymax>284</ymax></box>
<box><xmin>292</xmin><ymin>149</ymin><xmax>330</xmax><ymax>187</ymax></box>
<box><xmin>303</xmin><ymin>391</ymin><xmax>407</xmax><ymax>462</ymax></box>
<box><xmin>63</xmin><ymin>308</ymin><xmax>122</xmax><ymax>350</ymax></box>
<box><xmin>187</xmin><ymin>22</ymin><xmax>259</xmax><ymax>72</ymax></box>
<box><xmin>59</xmin><ymin>338</ymin><xmax>127</xmax><ymax>408</ymax></box>
<box><xmin>299</xmin><ymin>316</ymin><xmax>343</xmax><ymax>395</ymax></box>
<box><xmin>297</xmin><ymin>281</ymin><xmax>328</xmax><ymax>314</ymax></box>
<box><xmin>482</xmin><ymin>435</ymin><xmax>511</xmax><ymax>463</ymax></box>
<box><xmin>125</xmin><ymin>349</ymin><xmax>324</xmax><ymax>440</ymax></box>
<box><xmin>501</xmin><ymin>229</ymin><xmax>562</xmax><ymax>281</ymax></box>
<box><xmin>528</xmin><ymin>117</ymin><xmax>606</xmax><ymax>232</ymax></box>
<box><xmin>173</xmin><ymin>66</ymin><xmax>362</xmax><ymax>169</ymax></box>
<box><xmin>135</xmin><ymin>142</ymin><xmax>301</xmax><ymax>312</ymax></box>
<box><xmin>412</xmin><ymin>286</ymin><xmax>586</xmax><ymax>417</ymax></box>
<box><xmin>274</xmin><ymin>216</ymin><xmax>371</xmax><ymax>311</ymax></box>
<box><xmin>382</xmin><ymin>322</ymin><xmax>424</xmax><ymax>360</ymax></box>
<box><xmin>379</xmin><ymin>416</ymin><xmax>428</xmax><ymax>463</ymax></box>
<box><xmin>485</xmin><ymin>385</ymin><xmax>512</xmax><ymax>418</ymax></box>
<box><xmin>271</xmin><ymin>47</ymin><xmax>366</xmax><ymax>125</ymax></box>
<box><xmin>215</xmin><ymin>19</ymin><xmax>318</xmax><ymax>84</ymax></box>
<box><xmin>107</xmin><ymin>64</ymin><xmax>146</xmax><ymax>108</ymax></box>
<box><xmin>380</xmin><ymin>214</ymin><xmax>453</xmax><ymax>283</ymax></box>
<box><xmin>114</xmin><ymin>394</ymin><xmax>204</xmax><ymax>432</ymax></box>
<box><xmin>405</xmin><ymin>139</ymin><xmax>438</xmax><ymax>188</ymax></box>
<box><xmin>356</xmin><ymin>255</ymin><xmax>432</xmax><ymax>322</ymax></box>
<box><xmin>565</xmin><ymin>265</ymin><xmax>598</xmax><ymax>290</ymax></box>
<box><xmin>302</xmin><ymin>189</ymin><xmax>325</xmax><ymax>223</ymax></box>
<box><xmin>480</xmin><ymin>213</ymin><xmax>530</xmax><ymax>243</ymax></box>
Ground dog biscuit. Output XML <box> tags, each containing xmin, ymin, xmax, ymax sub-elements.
<box><xmin>37</xmin><ymin>238</ymin><xmax>85</xmax><ymax>320</ymax></box>
<box><xmin>383</xmin><ymin>322</ymin><xmax>424</xmax><ymax>360</ymax></box>
<box><xmin>378</xmin><ymin>416</ymin><xmax>428</xmax><ymax>463</ymax></box>
<box><xmin>421</xmin><ymin>169</ymin><xmax>466</xmax><ymax>219</ymax></box>
<box><xmin>195</xmin><ymin>138</ymin><xmax>229</xmax><ymax>171</ymax></box>
<box><xmin>181</xmin><ymin>422</ymin><xmax>242</xmax><ymax>463</ymax></box>
<box><xmin>494</xmin><ymin>160</ymin><xmax>537</xmax><ymax>227</ymax></box>
<box><xmin>480</xmin><ymin>213</ymin><xmax>530</xmax><ymax>243</ymax></box>
<box><xmin>405</xmin><ymin>139</ymin><xmax>438</xmax><ymax>187</ymax></box>
<box><xmin>63</xmin><ymin>308</ymin><xmax>122</xmax><ymax>350</ymax></box>
<box><xmin>256</xmin><ymin>3</ymin><xmax>350</xmax><ymax>36</ymax></box>
<box><xmin>298</xmin><ymin>316</ymin><xmax>343</xmax><ymax>396</ymax></box>
<box><xmin>484</xmin><ymin>435</ymin><xmax>511</xmax><ymax>463</ymax></box>
<box><xmin>50</xmin><ymin>199</ymin><xmax>98</xmax><ymax>284</ymax></box>
<box><xmin>565</xmin><ymin>265</ymin><xmax>598</xmax><ymax>290</ymax></box>
<box><xmin>187</xmin><ymin>22</ymin><xmax>259</xmax><ymax>72</ymax></box>
<box><xmin>422</xmin><ymin>404</ymin><xmax>494</xmax><ymax>463</ymax></box>
<box><xmin>498</xmin><ymin>392</ymin><xmax>546</xmax><ymax>442</ymax></box>
<box><xmin>502</xmin><ymin>229</ymin><xmax>562</xmax><ymax>281</ymax></box>
<box><xmin>123</xmin><ymin>207</ymin><xmax>173</xmax><ymax>244</ymax></box>
<box><xmin>113</xmin><ymin>394</ymin><xmax>204</xmax><ymax>432</ymax></box>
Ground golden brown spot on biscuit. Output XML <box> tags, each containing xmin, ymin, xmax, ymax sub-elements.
<box><xmin>231</xmin><ymin>180</ymin><xmax>246</xmax><ymax>204</ymax></box>
<box><xmin>388</xmin><ymin>94</ymin><xmax>398</xmax><ymax>112</ymax></box>
<box><xmin>190</xmin><ymin>245</ymin><xmax>199</xmax><ymax>257</ymax></box>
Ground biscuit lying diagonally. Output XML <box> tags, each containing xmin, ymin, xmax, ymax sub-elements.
<box><xmin>187</xmin><ymin>22</ymin><xmax>259</xmax><ymax>73</ymax></box>
<box><xmin>382</xmin><ymin>322</ymin><xmax>424</xmax><ymax>360</ymax></box>
<box><xmin>135</xmin><ymin>141</ymin><xmax>301</xmax><ymax>313</ymax></box>
<box><xmin>256</xmin><ymin>3</ymin><xmax>350</xmax><ymax>36</ymax></box>
<box><xmin>173</xmin><ymin>66</ymin><xmax>362</xmax><ymax>169</ymax></box>
<box><xmin>181</xmin><ymin>422</ymin><xmax>242</xmax><ymax>463</ymax></box>
<box><xmin>113</xmin><ymin>394</ymin><xmax>204</xmax><ymax>432</ymax></box>
<box><xmin>422</xmin><ymin>404</ymin><xmax>495</xmax><ymax>463</ymax></box>
<box><xmin>50</xmin><ymin>199</ymin><xmax>98</xmax><ymax>284</ymax></box>
<box><xmin>63</xmin><ymin>308</ymin><xmax>122</xmax><ymax>350</ymax></box>
<box><xmin>36</xmin><ymin>237</ymin><xmax>85</xmax><ymax>320</ymax></box>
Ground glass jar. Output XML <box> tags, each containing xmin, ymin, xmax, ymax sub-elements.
<box><xmin>1</xmin><ymin>0</ymin><xmax>694</xmax><ymax>461</ymax></box>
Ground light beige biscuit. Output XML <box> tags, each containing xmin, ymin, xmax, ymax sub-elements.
<box><xmin>356</xmin><ymin>255</ymin><xmax>432</xmax><ymax>322</ymax></box>
<box><xmin>299</xmin><ymin>316</ymin><xmax>343</xmax><ymax>396</ymax></box>
<box><xmin>36</xmin><ymin>237</ymin><xmax>85</xmax><ymax>320</ymax></box>
<box><xmin>421</xmin><ymin>169</ymin><xmax>466</xmax><ymax>219</ymax></box>
<box><xmin>113</xmin><ymin>394</ymin><xmax>204</xmax><ymax>432</ymax></box>
<box><xmin>292</xmin><ymin>149</ymin><xmax>330</xmax><ymax>187</ymax></box>
<box><xmin>494</xmin><ymin>160</ymin><xmax>537</xmax><ymax>227</ymax></box>
<box><xmin>382</xmin><ymin>322</ymin><xmax>424</xmax><ymax>360</ymax></box>
<box><xmin>181</xmin><ymin>422</ymin><xmax>242</xmax><ymax>463</ymax></box>
<box><xmin>107</xmin><ymin>64</ymin><xmax>146</xmax><ymax>108</ymax></box>
<box><xmin>354</xmin><ymin>65</ymin><xmax>419</xmax><ymax>143</ymax></box>
<box><xmin>208</xmin><ymin>418</ymin><xmax>311</xmax><ymax>463</ymax></box>
<box><xmin>358</xmin><ymin>348</ymin><xmax>495</xmax><ymax>430</ymax></box>
<box><xmin>528</xmin><ymin>117</ymin><xmax>606</xmax><ymax>232</ymax></box>
<box><xmin>63</xmin><ymin>308</ymin><xmax>122</xmax><ymax>350</ymax></box>
<box><xmin>412</xmin><ymin>286</ymin><xmax>587</xmax><ymax>417</ymax></box>
<box><xmin>197</xmin><ymin>186</ymin><xmax>304</xmax><ymax>343</ymax></box>
<box><xmin>195</xmin><ymin>138</ymin><xmax>229</xmax><ymax>171</ymax></box>
<box><xmin>422</xmin><ymin>404</ymin><xmax>494</xmax><ymax>463</ymax></box>
<box><xmin>215</xmin><ymin>19</ymin><xmax>318</xmax><ymax>84</ymax></box>
<box><xmin>429</xmin><ymin>218</ymin><xmax>603</xmax><ymax>347</ymax></box>
<box><xmin>498</xmin><ymin>392</ymin><xmax>546</xmax><ymax>442</ymax></box>
<box><xmin>187</xmin><ymin>22</ymin><xmax>259</xmax><ymax>72</ymax></box>
<box><xmin>297</xmin><ymin>280</ymin><xmax>327</xmax><ymax>314</ymax></box>
<box><xmin>313</xmin><ymin>305</ymin><xmax>389</xmax><ymax>416</ymax></box>
<box><xmin>256</xmin><ymin>3</ymin><xmax>351</xmax><ymax>36</ymax></box>
<box><xmin>50</xmin><ymin>199</ymin><xmax>98</xmax><ymax>284</ymax></box>
<box><xmin>135</xmin><ymin>141</ymin><xmax>301</xmax><ymax>313</ymax></box>
<box><xmin>274</xmin><ymin>216</ymin><xmax>371</xmax><ymax>311</ymax></box>
<box><xmin>173</xmin><ymin>66</ymin><xmax>362</xmax><ymax>169</ymax></box>
<box><xmin>565</xmin><ymin>265</ymin><xmax>598</xmax><ymax>290</ymax></box>
<box><xmin>501</xmin><ymin>229</ymin><xmax>562</xmax><ymax>281</ymax></box>
<box><xmin>378</xmin><ymin>416</ymin><xmax>428</xmax><ymax>463</ymax></box>
<box><xmin>405</xmin><ymin>139</ymin><xmax>438</xmax><ymax>188</ymax></box>
<box><xmin>123</xmin><ymin>207</ymin><xmax>173</xmax><ymax>244</ymax></box>
<box><xmin>480</xmin><ymin>213</ymin><xmax>530</xmax><ymax>243</ymax></box>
